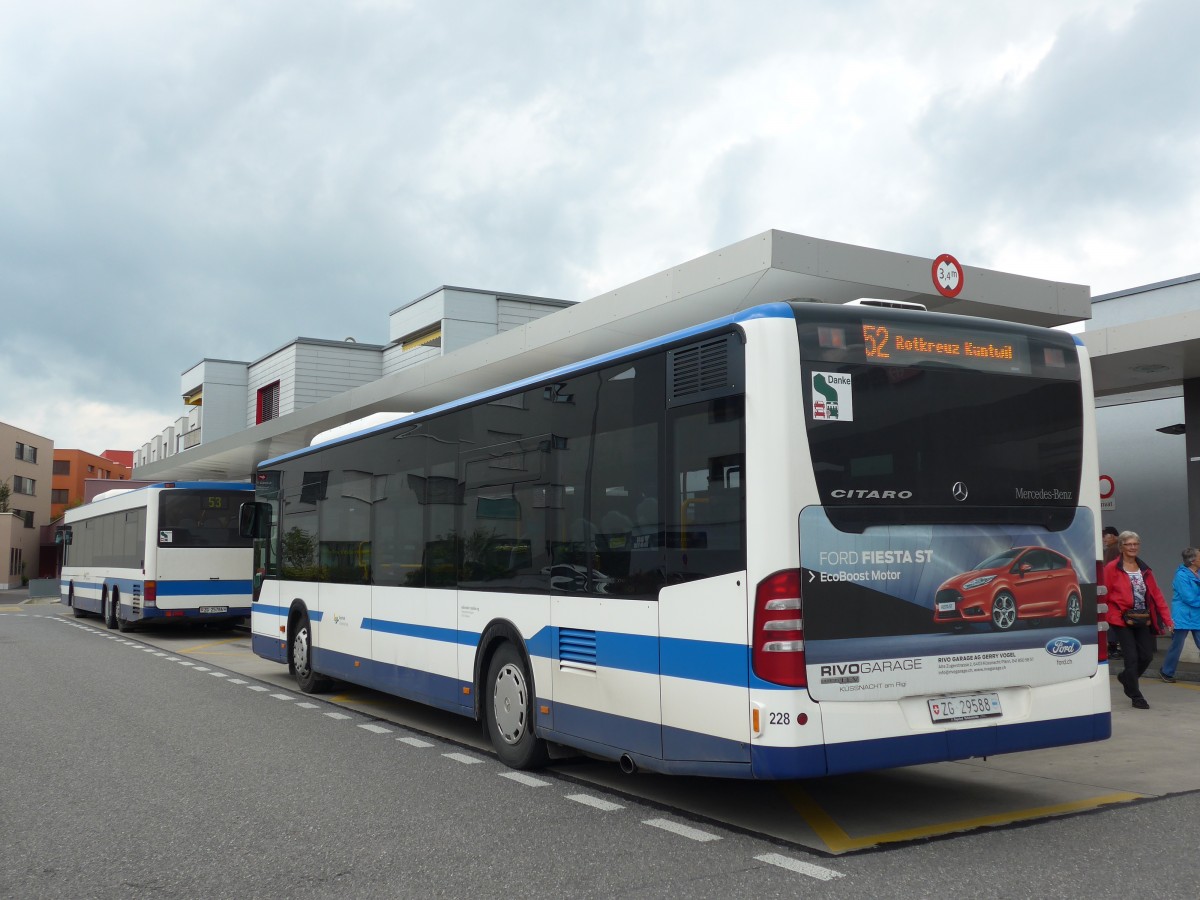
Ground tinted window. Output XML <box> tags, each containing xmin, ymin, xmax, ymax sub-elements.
<box><xmin>159</xmin><ymin>491</ymin><xmax>253</xmax><ymax>548</ymax></box>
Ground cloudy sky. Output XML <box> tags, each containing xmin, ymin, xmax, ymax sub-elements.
<box><xmin>2</xmin><ymin>0</ymin><xmax>1196</xmax><ymax>455</ymax></box>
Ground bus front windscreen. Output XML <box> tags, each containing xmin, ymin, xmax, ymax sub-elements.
<box><xmin>158</xmin><ymin>491</ymin><xmax>253</xmax><ymax>548</ymax></box>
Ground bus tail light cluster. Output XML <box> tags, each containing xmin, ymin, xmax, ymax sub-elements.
<box><xmin>143</xmin><ymin>580</ymin><xmax>157</xmax><ymax>607</ymax></box>
<box><xmin>1095</xmin><ymin>561</ymin><xmax>1108</xmax><ymax>663</ymax></box>
<box><xmin>753</xmin><ymin>569</ymin><xmax>806</xmax><ymax>687</ymax></box>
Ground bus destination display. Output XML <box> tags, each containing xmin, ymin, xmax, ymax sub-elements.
<box><xmin>860</xmin><ymin>322</ymin><xmax>1030</xmax><ymax>374</ymax></box>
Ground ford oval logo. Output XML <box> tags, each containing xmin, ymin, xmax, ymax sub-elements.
<box><xmin>1045</xmin><ymin>636</ymin><xmax>1082</xmax><ymax>656</ymax></box>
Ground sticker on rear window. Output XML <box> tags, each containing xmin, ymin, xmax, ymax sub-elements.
<box><xmin>811</xmin><ymin>372</ymin><xmax>853</xmax><ymax>422</ymax></box>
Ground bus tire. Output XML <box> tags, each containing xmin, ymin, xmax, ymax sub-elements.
<box><xmin>991</xmin><ymin>591</ymin><xmax>1017</xmax><ymax>631</ymax></box>
<box><xmin>103</xmin><ymin>589</ymin><xmax>118</xmax><ymax>630</ymax></box>
<box><xmin>484</xmin><ymin>642</ymin><xmax>548</xmax><ymax>770</ymax></box>
<box><xmin>69</xmin><ymin>584</ymin><xmax>85</xmax><ymax>618</ymax></box>
<box><xmin>114</xmin><ymin>591</ymin><xmax>134</xmax><ymax>633</ymax></box>
<box><xmin>290</xmin><ymin>613</ymin><xmax>331</xmax><ymax>693</ymax></box>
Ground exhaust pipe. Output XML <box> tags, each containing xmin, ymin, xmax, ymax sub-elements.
<box><xmin>619</xmin><ymin>753</ymin><xmax>637</xmax><ymax>774</ymax></box>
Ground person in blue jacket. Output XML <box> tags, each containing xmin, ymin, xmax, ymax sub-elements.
<box><xmin>1160</xmin><ymin>547</ymin><xmax>1200</xmax><ymax>683</ymax></box>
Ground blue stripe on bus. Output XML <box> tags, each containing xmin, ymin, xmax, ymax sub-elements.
<box><xmin>156</xmin><ymin>580</ymin><xmax>253</xmax><ymax>596</ymax></box>
<box><xmin>252</xmin><ymin>634</ymin><xmax>289</xmax><ymax>663</ymax></box>
<box><xmin>263</xmin><ymin>302</ymin><xmax>796</xmax><ymax>466</ymax></box>
<box><xmin>310</xmin><ymin>646</ymin><xmax>472</xmax><ymax>715</ymax></box>
<box><xmin>361</xmin><ymin>618</ymin><xmax>477</xmax><ymax>647</ymax></box>
<box><xmin>251</xmin><ymin>609</ymin><xmax>832</xmax><ymax>691</ymax></box>
<box><xmin>251</xmin><ymin>603</ymin><xmax>323</xmax><ymax>622</ymax></box>
<box><xmin>749</xmin><ymin>711</ymin><xmax>1112</xmax><ymax>780</ymax></box>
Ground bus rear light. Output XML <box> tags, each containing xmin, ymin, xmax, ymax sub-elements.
<box><xmin>165</xmin><ymin>609</ymin><xmax>184</xmax><ymax>617</ymax></box>
<box><xmin>753</xmin><ymin>569</ymin><xmax>807</xmax><ymax>687</ymax></box>
<box><xmin>143</xmin><ymin>581</ymin><xmax>157</xmax><ymax>606</ymax></box>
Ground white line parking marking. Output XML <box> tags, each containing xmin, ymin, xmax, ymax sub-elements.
<box><xmin>643</xmin><ymin>819</ymin><xmax>720</xmax><ymax>842</ymax></box>
<box><xmin>566</xmin><ymin>794</ymin><xmax>623</xmax><ymax>812</ymax></box>
<box><xmin>193</xmin><ymin>667</ymin><xmax>211</xmax><ymax>672</ymax></box>
<box><xmin>228</xmin><ymin>679</ymin><xmax>247</xmax><ymax>684</ymax></box>
<box><xmin>209</xmin><ymin>672</ymin><xmax>228</xmax><ymax>678</ymax></box>
<box><xmin>325</xmin><ymin>712</ymin><xmax>352</xmax><ymax>720</ymax></box>
<box><xmin>398</xmin><ymin>737</ymin><xmax>434</xmax><ymax>748</ymax></box>
<box><xmin>178</xmin><ymin>661</ymin><xmax>195</xmax><ymax>666</ymax></box>
<box><xmin>154</xmin><ymin>653</ymin><xmax>167</xmax><ymax>657</ymax></box>
<box><xmin>443</xmin><ymin>752</ymin><xmax>484</xmax><ymax>765</ymax></box>
<box><xmin>755</xmin><ymin>853</ymin><xmax>844</xmax><ymax>881</ymax></box>
<box><xmin>358</xmin><ymin>724</ymin><xmax>392</xmax><ymax>735</ymax></box>
<box><xmin>164</xmin><ymin>656</ymin><xmax>179</xmax><ymax>661</ymax></box>
<box><xmin>296</xmin><ymin>702</ymin><xmax>319</xmax><ymax>709</ymax></box>
<box><xmin>247</xmin><ymin>686</ymin><xmax>270</xmax><ymax>692</ymax></box>
<box><xmin>499</xmin><ymin>772</ymin><xmax>549</xmax><ymax>788</ymax></box>
<box><xmin>269</xmin><ymin>693</ymin><xmax>293</xmax><ymax>700</ymax></box>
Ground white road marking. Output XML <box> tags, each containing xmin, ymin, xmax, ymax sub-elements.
<box><xmin>398</xmin><ymin>737</ymin><xmax>434</xmax><ymax>748</ymax></box>
<box><xmin>193</xmin><ymin>667</ymin><xmax>211</xmax><ymax>672</ymax></box>
<box><xmin>269</xmin><ymin>693</ymin><xmax>293</xmax><ymax>700</ymax></box>
<box><xmin>358</xmin><ymin>723</ymin><xmax>393</xmax><ymax>735</ymax></box>
<box><xmin>755</xmin><ymin>853</ymin><xmax>844</xmax><ymax>881</ymax></box>
<box><xmin>296</xmin><ymin>702</ymin><xmax>319</xmax><ymax>709</ymax></box>
<box><xmin>177</xmin><ymin>661</ymin><xmax>195</xmax><ymax>666</ymax></box>
<box><xmin>325</xmin><ymin>712</ymin><xmax>352</xmax><ymax>720</ymax></box>
<box><xmin>499</xmin><ymin>772</ymin><xmax>549</xmax><ymax>788</ymax></box>
<box><xmin>443</xmin><ymin>752</ymin><xmax>484</xmax><ymax>765</ymax></box>
<box><xmin>209</xmin><ymin>672</ymin><xmax>228</xmax><ymax>678</ymax></box>
<box><xmin>247</xmin><ymin>685</ymin><xmax>270</xmax><ymax>692</ymax></box>
<box><xmin>228</xmin><ymin>679</ymin><xmax>247</xmax><ymax>684</ymax></box>
<box><xmin>643</xmin><ymin>819</ymin><xmax>720</xmax><ymax>842</ymax></box>
<box><xmin>566</xmin><ymin>794</ymin><xmax>623</xmax><ymax>812</ymax></box>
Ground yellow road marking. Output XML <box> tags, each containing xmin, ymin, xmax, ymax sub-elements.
<box><xmin>780</xmin><ymin>784</ymin><xmax>1145</xmax><ymax>853</ymax></box>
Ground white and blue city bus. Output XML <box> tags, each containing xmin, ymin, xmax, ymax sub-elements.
<box><xmin>61</xmin><ymin>482</ymin><xmax>255</xmax><ymax>631</ymax></box>
<box><xmin>246</xmin><ymin>301</ymin><xmax>1110</xmax><ymax>778</ymax></box>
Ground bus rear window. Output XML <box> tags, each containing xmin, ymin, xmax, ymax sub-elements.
<box><xmin>158</xmin><ymin>491</ymin><xmax>253</xmax><ymax>548</ymax></box>
<box><xmin>804</xmin><ymin>362</ymin><xmax>1082</xmax><ymax>524</ymax></box>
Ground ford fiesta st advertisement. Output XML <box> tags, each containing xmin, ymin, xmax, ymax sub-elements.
<box><xmin>800</xmin><ymin>507</ymin><xmax>1098</xmax><ymax>702</ymax></box>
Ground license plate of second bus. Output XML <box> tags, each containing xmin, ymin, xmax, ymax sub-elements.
<box><xmin>199</xmin><ymin>606</ymin><xmax>228</xmax><ymax>614</ymax></box>
<box><xmin>928</xmin><ymin>693</ymin><xmax>1002</xmax><ymax>723</ymax></box>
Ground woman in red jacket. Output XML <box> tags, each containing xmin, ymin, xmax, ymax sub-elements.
<box><xmin>1104</xmin><ymin>531</ymin><xmax>1174</xmax><ymax>709</ymax></box>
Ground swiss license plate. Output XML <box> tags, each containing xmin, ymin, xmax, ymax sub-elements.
<box><xmin>199</xmin><ymin>606</ymin><xmax>228</xmax><ymax>614</ymax></box>
<box><xmin>936</xmin><ymin>601</ymin><xmax>957</xmax><ymax>612</ymax></box>
<box><xmin>928</xmin><ymin>692</ymin><xmax>1002</xmax><ymax>723</ymax></box>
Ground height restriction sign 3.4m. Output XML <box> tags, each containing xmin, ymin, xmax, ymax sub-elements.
<box><xmin>932</xmin><ymin>253</ymin><xmax>964</xmax><ymax>298</ymax></box>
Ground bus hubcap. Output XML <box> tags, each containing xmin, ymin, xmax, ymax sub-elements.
<box><xmin>494</xmin><ymin>664</ymin><xmax>526</xmax><ymax>744</ymax></box>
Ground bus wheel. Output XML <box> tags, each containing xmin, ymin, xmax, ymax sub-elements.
<box><xmin>991</xmin><ymin>591</ymin><xmax>1017</xmax><ymax>631</ymax></box>
<box><xmin>290</xmin><ymin>613</ymin><xmax>330</xmax><ymax>693</ymax></box>
<box><xmin>485</xmin><ymin>643</ymin><xmax>548</xmax><ymax>770</ymax></box>
<box><xmin>104</xmin><ymin>589</ymin><xmax>118</xmax><ymax>630</ymax></box>
<box><xmin>114</xmin><ymin>592</ymin><xmax>133</xmax><ymax>633</ymax></box>
<box><xmin>1065</xmin><ymin>591</ymin><xmax>1082</xmax><ymax>625</ymax></box>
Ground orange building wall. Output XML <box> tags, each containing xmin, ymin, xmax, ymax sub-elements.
<box><xmin>51</xmin><ymin>449</ymin><xmax>133</xmax><ymax>520</ymax></box>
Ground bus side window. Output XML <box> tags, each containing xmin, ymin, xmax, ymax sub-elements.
<box><xmin>666</xmin><ymin>396</ymin><xmax>746</xmax><ymax>582</ymax></box>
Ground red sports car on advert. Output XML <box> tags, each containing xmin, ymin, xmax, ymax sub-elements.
<box><xmin>934</xmin><ymin>546</ymin><xmax>1082</xmax><ymax>632</ymax></box>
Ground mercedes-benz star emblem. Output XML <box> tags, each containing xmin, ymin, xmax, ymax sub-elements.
<box><xmin>952</xmin><ymin>482</ymin><xmax>969</xmax><ymax>502</ymax></box>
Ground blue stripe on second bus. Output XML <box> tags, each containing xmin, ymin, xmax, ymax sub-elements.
<box><xmin>157</xmin><ymin>580</ymin><xmax>253</xmax><ymax>596</ymax></box>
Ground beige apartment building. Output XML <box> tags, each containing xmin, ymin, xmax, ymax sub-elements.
<box><xmin>1</xmin><ymin>420</ymin><xmax>53</xmax><ymax>588</ymax></box>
